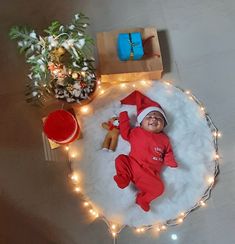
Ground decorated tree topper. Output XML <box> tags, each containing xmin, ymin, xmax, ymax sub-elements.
<box><xmin>9</xmin><ymin>13</ymin><xmax>96</xmax><ymax>105</ymax></box>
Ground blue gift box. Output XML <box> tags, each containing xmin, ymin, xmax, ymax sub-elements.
<box><xmin>117</xmin><ymin>32</ymin><xmax>144</xmax><ymax>61</ymax></box>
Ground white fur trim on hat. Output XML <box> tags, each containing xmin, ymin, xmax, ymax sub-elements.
<box><xmin>137</xmin><ymin>106</ymin><xmax>168</xmax><ymax>125</ymax></box>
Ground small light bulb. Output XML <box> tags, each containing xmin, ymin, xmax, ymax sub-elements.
<box><xmin>97</xmin><ymin>80</ymin><xmax>101</xmax><ymax>85</ymax></box>
<box><xmin>215</xmin><ymin>154</ymin><xmax>220</xmax><ymax>160</ymax></box>
<box><xmin>178</xmin><ymin>218</ymin><xmax>183</xmax><ymax>223</ymax></box>
<box><xmin>71</xmin><ymin>173</ymin><xmax>79</xmax><ymax>182</ymax></box>
<box><xmin>71</xmin><ymin>153</ymin><xmax>77</xmax><ymax>158</ymax></box>
<box><xmin>141</xmin><ymin>80</ymin><xmax>147</xmax><ymax>85</ymax></box>
<box><xmin>132</xmin><ymin>84</ymin><xmax>136</xmax><ymax>88</ymax></box>
<box><xmin>208</xmin><ymin>177</ymin><xmax>214</xmax><ymax>184</ymax></box>
<box><xmin>65</xmin><ymin>146</ymin><xmax>69</xmax><ymax>151</ymax></box>
<box><xmin>84</xmin><ymin>202</ymin><xmax>89</xmax><ymax>207</ymax></box>
<box><xmin>81</xmin><ymin>106</ymin><xmax>90</xmax><ymax>114</ymax></box>
<box><xmin>120</xmin><ymin>83</ymin><xmax>127</xmax><ymax>88</ymax></box>
<box><xmin>98</xmin><ymin>85</ymin><xmax>101</xmax><ymax>89</ymax></box>
<box><xmin>156</xmin><ymin>227</ymin><xmax>161</xmax><ymax>232</ymax></box>
<box><xmin>140</xmin><ymin>228</ymin><xmax>145</xmax><ymax>232</ymax></box>
<box><xmin>180</xmin><ymin>212</ymin><xmax>185</xmax><ymax>216</ymax></box>
<box><xmin>75</xmin><ymin>187</ymin><xmax>81</xmax><ymax>192</ymax></box>
<box><xmin>217</xmin><ymin>132</ymin><xmax>222</xmax><ymax>138</ymax></box>
<box><xmin>161</xmin><ymin>225</ymin><xmax>166</xmax><ymax>230</ymax></box>
<box><xmin>165</xmin><ymin>81</ymin><xmax>170</xmax><ymax>86</ymax></box>
<box><xmin>111</xmin><ymin>224</ymin><xmax>116</xmax><ymax>230</ymax></box>
<box><xmin>200</xmin><ymin>106</ymin><xmax>205</xmax><ymax>111</ymax></box>
<box><xmin>100</xmin><ymin>90</ymin><xmax>105</xmax><ymax>95</ymax></box>
<box><xmin>185</xmin><ymin>90</ymin><xmax>191</xmax><ymax>95</ymax></box>
<box><xmin>112</xmin><ymin>232</ymin><xmax>116</xmax><ymax>237</ymax></box>
<box><xmin>171</xmin><ymin>234</ymin><xmax>178</xmax><ymax>240</ymax></box>
<box><xmin>136</xmin><ymin>228</ymin><xmax>141</xmax><ymax>233</ymax></box>
<box><xmin>200</xmin><ymin>200</ymin><xmax>206</xmax><ymax>206</ymax></box>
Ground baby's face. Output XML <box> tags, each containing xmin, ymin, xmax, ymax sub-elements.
<box><xmin>141</xmin><ymin>111</ymin><xmax>165</xmax><ymax>133</ymax></box>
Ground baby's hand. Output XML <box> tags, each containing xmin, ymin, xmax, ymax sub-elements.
<box><xmin>168</xmin><ymin>161</ymin><xmax>178</xmax><ymax>168</ymax></box>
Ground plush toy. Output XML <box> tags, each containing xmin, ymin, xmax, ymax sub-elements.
<box><xmin>101</xmin><ymin>117</ymin><xmax>120</xmax><ymax>151</ymax></box>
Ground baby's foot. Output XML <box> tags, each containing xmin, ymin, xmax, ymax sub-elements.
<box><xmin>113</xmin><ymin>175</ymin><xmax>130</xmax><ymax>189</ymax></box>
<box><xmin>136</xmin><ymin>193</ymin><xmax>150</xmax><ymax>212</ymax></box>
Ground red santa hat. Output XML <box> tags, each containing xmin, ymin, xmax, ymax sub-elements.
<box><xmin>120</xmin><ymin>90</ymin><xmax>168</xmax><ymax>125</ymax></box>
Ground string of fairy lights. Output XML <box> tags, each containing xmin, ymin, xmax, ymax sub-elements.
<box><xmin>60</xmin><ymin>79</ymin><xmax>221</xmax><ymax>242</ymax></box>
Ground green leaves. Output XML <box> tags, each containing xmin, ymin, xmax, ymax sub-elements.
<box><xmin>9</xmin><ymin>25</ymin><xmax>32</xmax><ymax>40</ymax></box>
<box><xmin>44</xmin><ymin>21</ymin><xmax>61</xmax><ymax>36</ymax></box>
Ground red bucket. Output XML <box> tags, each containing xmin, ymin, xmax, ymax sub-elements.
<box><xmin>43</xmin><ymin>110</ymin><xmax>79</xmax><ymax>144</ymax></box>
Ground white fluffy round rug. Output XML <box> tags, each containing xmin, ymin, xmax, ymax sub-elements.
<box><xmin>70</xmin><ymin>81</ymin><xmax>216</xmax><ymax>227</ymax></box>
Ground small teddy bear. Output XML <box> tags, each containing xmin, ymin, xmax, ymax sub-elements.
<box><xmin>101</xmin><ymin>117</ymin><xmax>120</xmax><ymax>151</ymax></box>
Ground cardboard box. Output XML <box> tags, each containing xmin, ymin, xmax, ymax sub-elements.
<box><xmin>96</xmin><ymin>27</ymin><xmax>163</xmax><ymax>83</ymax></box>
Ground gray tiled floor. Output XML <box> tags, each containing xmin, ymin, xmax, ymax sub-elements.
<box><xmin>1</xmin><ymin>0</ymin><xmax>235</xmax><ymax>243</ymax></box>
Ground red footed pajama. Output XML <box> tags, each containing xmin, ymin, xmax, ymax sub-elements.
<box><xmin>114</xmin><ymin>154</ymin><xmax>164</xmax><ymax>212</ymax></box>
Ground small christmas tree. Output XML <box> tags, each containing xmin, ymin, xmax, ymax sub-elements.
<box><xmin>9</xmin><ymin>13</ymin><xmax>96</xmax><ymax>105</ymax></box>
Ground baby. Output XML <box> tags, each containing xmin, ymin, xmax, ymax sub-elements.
<box><xmin>114</xmin><ymin>90</ymin><xmax>178</xmax><ymax>212</ymax></box>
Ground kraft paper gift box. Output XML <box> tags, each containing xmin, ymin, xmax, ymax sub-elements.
<box><xmin>117</xmin><ymin>32</ymin><xmax>144</xmax><ymax>61</ymax></box>
<box><xmin>96</xmin><ymin>27</ymin><xmax>163</xmax><ymax>83</ymax></box>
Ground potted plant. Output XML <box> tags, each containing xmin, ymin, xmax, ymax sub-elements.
<box><xmin>9</xmin><ymin>13</ymin><xmax>96</xmax><ymax>105</ymax></box>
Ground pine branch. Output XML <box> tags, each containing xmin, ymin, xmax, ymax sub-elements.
<box><xmin>44</xmin><ymin>21</ymin><xmax>61</xmax><ymax>36</ymax></box>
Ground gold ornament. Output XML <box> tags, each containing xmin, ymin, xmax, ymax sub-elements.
<box><xmin>57</xmin><ymin>47</ymin><xmax>66</xmax><ymax>55</ymax></box>
<box><xmin>67</xmin><ymin>84</ymin><xmax>74</xmax><ymax>92</ymax></box>
<box><xmin>72</xmin><ymin>72</ymin><xmax>78</xmax><ymax>79</ymax></box>
<box><xmin>50</xmin><ymin>47</ymin><xmax>66</xmax><ymax>63</ymax></box>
